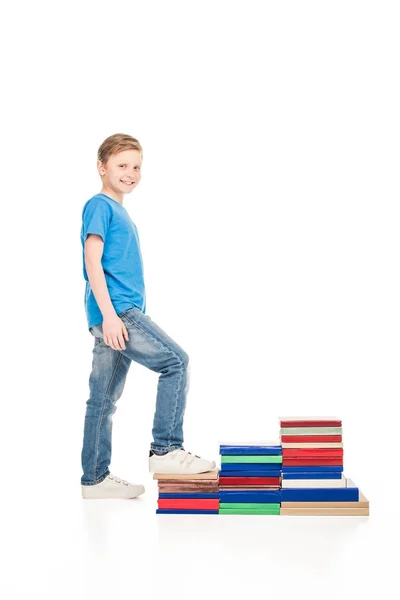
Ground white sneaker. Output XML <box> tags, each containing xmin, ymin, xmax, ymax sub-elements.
<box><xmin>81</xmin><ymin>474</ymin><xmax>145</xmax><ymax>499</ymax></box>
<box><xmin>149</xmin><ymin>449</ymin><xmax>216</xmax><ymax>474</ymax></box>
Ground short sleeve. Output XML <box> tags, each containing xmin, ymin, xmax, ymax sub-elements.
<box><xmin>82</xmin><ymin>198</ymin><xmax>112</xmax><ymax>243</ymax></box>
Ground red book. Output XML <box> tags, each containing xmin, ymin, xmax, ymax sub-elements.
<box><xmin>280</xmin><ymin>419</ymin><xmax>342</xmax><ymax>427</ymax></box>
<box><xmin>282</xmin><ymin>458</ymin><xmax>343</xmax><ymax>466</ymax></box>
<box><xmin>158</xmin><ymin>499</ymin><xmax>219</xmax><ymax>510</ymax></box>
<box><xmin>282</xmin><ymin>448</ymin><xmax>343</xmax><ymax>458</ymax></box>
<box><xmin>219</xmin><ymin>477</ymin><xmax>280</xmax><ymax>486</ymax></box>
<box><xmin>281</xmin><ymin>435</ymin><xmax>342</xmax><ymax>442</ymax></box>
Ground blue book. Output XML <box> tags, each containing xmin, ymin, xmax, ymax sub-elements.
<box><xmin>282</xmin><ymin>472</ymin><xmax>342</xmax><ymax>480</ymax></box>
<box><xmin>282</xmin><ymin>465</ymin><xmax>343</xmax><ymax>473</ymax></box>
<box><xmin>220</xmin><ymin>444</ymin><xmax>282</xmax><ymax>455</ymax></box>
<box><xmin>281</xmin><ymin>487</ymin><xmax>359</xmax><ymax>502</ymax></box>
<box><xmin>156</xmin><ymin>509</ymin><xmax>219</xmax><ymax>514</ymax></box>
<box><xmin>219</xmin><ymin>490</ymin><xmax>281</xmax><ymax>503</ymax></box>
<box><xmin>219</xmin><ymin>470</ymin><xmax>282</xmax><ymax>477</ymax></box>
<box><xmin>158</xmin><ymin>493</ymin><xmax>219</xmax><ymax>499</ymax></box>
<box><xmin>220</xmin><ymin>463</ymin><xmax>282</xmax><ymax>472</ymax></box>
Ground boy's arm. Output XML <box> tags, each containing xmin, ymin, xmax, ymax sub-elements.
<box><xmin>84</xmin><ymin>234</ymin><xmax>117</xmax><ymax>320</ymax></box>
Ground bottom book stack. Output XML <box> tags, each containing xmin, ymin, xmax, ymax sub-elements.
<box><xmin>280</xmin><ymin>475</ymin><xmax>369</xmax><ymax>516</ymax></box>
<box><xmin>154</xmin><ymin>468</ymin><xmax>220</xmax><ymax>514</ymax></box>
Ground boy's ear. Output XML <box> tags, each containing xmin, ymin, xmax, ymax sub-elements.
<box><xmin>97</xmin><ymin>160</ymin><xmax>105</xmax><ymax>176</ymax></box>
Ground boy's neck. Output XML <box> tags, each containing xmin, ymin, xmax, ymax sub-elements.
<box><xmin>99</xmin><ymin>189</ymin><xmax>123</xmax><ymax>205</ymax></box>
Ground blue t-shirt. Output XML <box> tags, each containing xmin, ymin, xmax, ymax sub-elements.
<box><xmin>81</xmin><ymin>193</ymin><xmax>146</xmax><ymax>329</ymax></box>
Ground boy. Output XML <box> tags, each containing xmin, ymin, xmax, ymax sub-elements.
<box><xmin>80</xmin><ymin>133</ymin><xmax>216</xmax><ymax>499</ymax></box>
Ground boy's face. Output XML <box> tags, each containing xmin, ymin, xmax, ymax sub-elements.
<box><xmin>97</xmin><ymin>149</ymin><xmax>142</xmax><ymax>195</ymax></box>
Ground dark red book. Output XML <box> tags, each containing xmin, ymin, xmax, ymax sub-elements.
<box><xmin>282</xmin><ymin>448</ymin><xmax>343</xmax><ymax>458</ymax></box>
<box><xmin>219</xmin><ymin>477</ymin><xmax>280</xmax><ymax>486</ymax></box>
<box><xmin>280</xmin><ymin>419</ymin><xmax>342</xmax><ymax>427</ymax></box>
<box><xmin>282</xmin><ymin>458</ymin><xmax>343</xmax><ymax>466</ymax></box>
<box><xmin>281</xmin><ymin>435</ymin><xmax>342</xmax><ymax>442</ymax></box>
<box><xmin>158</xmin><ymin>499</ymin><xmax>219</xmax><ymax>510</ymax></box>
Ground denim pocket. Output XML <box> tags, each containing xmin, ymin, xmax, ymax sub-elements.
<box><xmin>117</xmin><ymin>307</ymin><xmax>136</xmax><ymax>319</ymax></box>
<box><xmin>118</xmin><ymin>306</ymin><xmax>141</xmax><ymax>323</ymax></box>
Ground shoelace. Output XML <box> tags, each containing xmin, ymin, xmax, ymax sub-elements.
<box><xmin>108</xmin><ymin>474</ymin><xmax>129</xmax><ymax>486</ymax></box>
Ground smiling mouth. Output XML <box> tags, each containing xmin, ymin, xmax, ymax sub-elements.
<box><xmin>121</xmin><ymin>180</ymin><xmax>135</xmax><ymax>185</ymax></box>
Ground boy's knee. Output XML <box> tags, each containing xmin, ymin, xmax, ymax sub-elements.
<box><xmin>180</xmin><ymin>350</ymin><xmax>190</xmax><ymax>369</ymax></box>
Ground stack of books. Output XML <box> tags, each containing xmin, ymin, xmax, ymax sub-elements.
<box><xmin>279</xmin><ymin>416</ymin><xmax>369</xmax><ymax>515</ymax></box>
<box><xmin>153</xmin><ymin>417</ymin><xmax>369</xmax><ymax>516</ymax></box>
<box><xmin>218</xmin><ymin>441</ymin><xmax>282</xmax><ymax>515</ymax></box>
<box><xmin>154</xmin><ymin>468</ymin><xmax>220</xmax><ymax>514</ymax></box>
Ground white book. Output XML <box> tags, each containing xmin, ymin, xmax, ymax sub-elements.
<box><xmin>218</xmin><ymin>439</ymin><xmax>281</xmax><ymax>446</ymax></box>
<box><xmin>281</xmin><ymin>475</ymin><xmax>346</xmax><ymax>488</ymax></box>
<box><xmin>346</xmin><ymin>478</ymin><xmax>357</xmax><ymax>488</ymax></box>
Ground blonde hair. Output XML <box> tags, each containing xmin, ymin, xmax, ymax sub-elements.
<box><xmin>97</xmin><ymin>133</ymin><xmax>143</xmax><ymax>166</ymax></box>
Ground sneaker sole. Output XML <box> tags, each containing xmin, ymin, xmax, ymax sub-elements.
<box><xmin>81</xmin><ymin>486</ymin><xmax>145</xmax><ymax>499</ymax></box>
<box><xmin>149</xmin><ymin>461</ymin><xmax>216</xmax><ymax>475</ymax></box>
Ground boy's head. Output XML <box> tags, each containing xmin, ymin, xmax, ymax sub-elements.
<box><xmin>97</xmin><ymin>133</ymin><xmax>143</xmax><ymax>196</ymax></box>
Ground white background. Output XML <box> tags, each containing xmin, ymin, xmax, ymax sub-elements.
<box><xmin>1</xmin><ymin>1</ymin><xmax>399</xmax><ymax>598</ymax></box>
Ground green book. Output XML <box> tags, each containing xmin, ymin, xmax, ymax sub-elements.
<box><xmin>219</xmin><ymin>508</ymin><xmax>280</xmax><ymax>515</ymax></box>
<box><xmin>280</xmin><ymin>427</ymin><xmax>342</xmax><ymax>435</ymax></box>
<box><xmin>221</xmin><ymin>455</ymin><xmax>282</xmax><ymax>464</ymax></box>
<box><xmin>220</xmin><ymin>503</ymin><xmax>281</xmax><ymax>510</ymax></box>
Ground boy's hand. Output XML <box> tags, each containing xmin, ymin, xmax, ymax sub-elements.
<box><xmin>102</xmin><ymin>315</ymin><xmax>130</xmax><ymax>350</ymax></box>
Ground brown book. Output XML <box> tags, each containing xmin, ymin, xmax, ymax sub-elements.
<box><xmin>158</xmin><ymin>483</ymin><xmax>219</xmax><ymax>492</ymax></box>
<box><xmin>220</xmin><ymin>486</ymin><xmax>281</xmax><ymax>491</ymax></box>
<box><xmin>280</xmin><ymin>507</ymin><xmax>369</xmax><ymax>516</ymax></box>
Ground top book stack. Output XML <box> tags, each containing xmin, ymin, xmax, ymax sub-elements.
<box><xmin>279</xmin><ymin>416</ymin><xmax>343</xmax><ymax>472</ymax></box>
<box><xmin>280</xmin><ymin>416</ymin><xmax>342</xmax><ymax>443</ymax></box>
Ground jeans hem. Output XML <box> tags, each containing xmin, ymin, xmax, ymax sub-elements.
<box><xmin>150</xmin><ymin>444</ymin><xmax>183</xmax><ymax>453</ymax></box>
<box><xmin>81</xmin><ymin>470</ymin><xmax>110</xmax><ymax>486</ymax></box>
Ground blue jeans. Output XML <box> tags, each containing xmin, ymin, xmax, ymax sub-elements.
<box><xmin>81</xmin><ymin>306</ymin><xmax>190</xmax><ymax>485</ymax></box>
